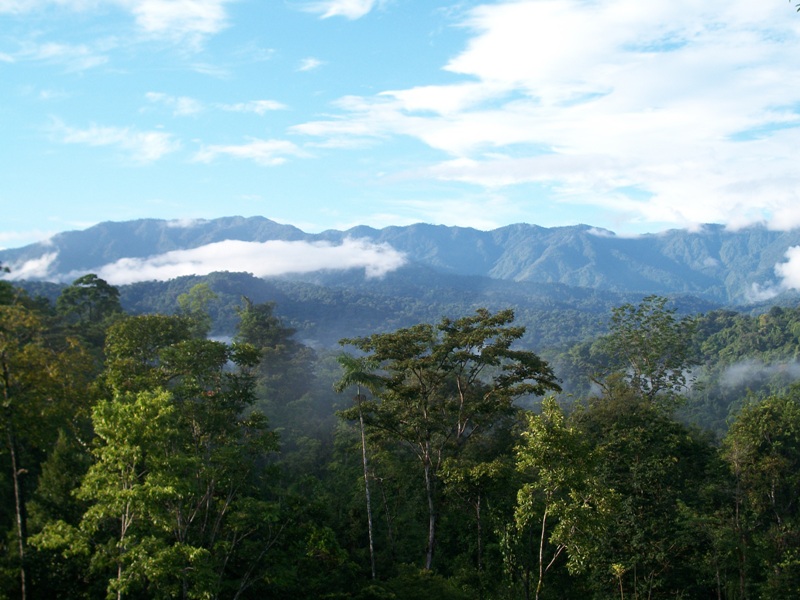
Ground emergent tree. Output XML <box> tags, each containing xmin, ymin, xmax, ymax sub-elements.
<box><xmin>340</xmin><ymin>308</ymin><xmax>560</xmax><ymax>570</ymax></box>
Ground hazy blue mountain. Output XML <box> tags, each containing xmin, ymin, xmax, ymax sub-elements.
<box><xmin>3</xmin><ymin>216</ymin><xmax>800</xmax><ymax>305</ymax></box>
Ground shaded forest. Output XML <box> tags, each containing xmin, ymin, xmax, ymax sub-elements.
<box><xmin>2</xmin><ymin>272</ymin><xmax>800</xmax><ymax>599</ymax></box>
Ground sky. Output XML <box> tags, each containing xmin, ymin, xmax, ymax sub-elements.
<box><xmin>2</xmin><ymin>0</ymin><xmax>800</xmax><ymax>253</ymax></box>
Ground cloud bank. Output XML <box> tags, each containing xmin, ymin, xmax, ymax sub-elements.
<box><xmin>4</xmin><ymin>253</ymin><xmax>58</xmax><ymax>280</ymax></box>
<box><xmin>775</xmin><ymin>246</ymin><xmax>800</xmax><ymax>291</ymax></box>
<box><xmin>74</xmin><ymin>238</ymin><xmax>406</xmax><ymax>284</ymax></box>
<box><xmin>750</xmin><ymin>246</ymin><xmax>800</xmax><ymax>301</ymax></box>
<box><xmin>294</xmin><ymin>0</ymin><xmax>800</xmax><ymax>232</ymax></box>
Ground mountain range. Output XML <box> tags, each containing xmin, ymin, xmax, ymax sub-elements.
<box><xmin>3</xmin><ymin>216</ymin><xmax>800</xmax><ymax>306</ymax></box>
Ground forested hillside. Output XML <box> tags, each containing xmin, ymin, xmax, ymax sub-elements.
<box><xmin>2</xmin><ymin>273</ymin><xmax>800</xmax><ymax>599</ymax></box>
<box><xmin>18</xmin><ymin>269</ymin><xmax>718</xmax><ymax>350</ymax></box>
<box><xmin>4</xmin><ymin>217</ymin><xmax>800</xmax><ymax>305</ymax></box>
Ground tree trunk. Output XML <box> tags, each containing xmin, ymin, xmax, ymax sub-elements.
<box><xmin>356</xmin><ymin>392</ymin><xmax>376</xmax><ymax>579</ymax></box>
<box><xmin>424</xmin><ymin>457</ymin><xmax>436</xmax><ymax>571</ymax></box>
<box><xmin>476</xmin><ymin>493</ymin><xmax>483</xmax><ymax>573</ymax></box>
<box><xmin>7</xmin><ymin>425</ymin><xmax>27</xmax><ymax>600</ymax></box>
<box><xmin>378</xmin><ymin>479</ymin><xmax>396</xmax><ymax>561</ymax></box>
<box><xmin>537</xmin><ymin>505</ymin><xmax>547</xmax><ymax>600</ymax></box>
<box><xmin>476</xmin><ymin>494</ymin><xmax>484</xmax><ymax>600</ymax></box>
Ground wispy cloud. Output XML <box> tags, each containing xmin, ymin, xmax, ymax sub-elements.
<box><xmin>294</xmin><ymin>0</ymin><xmax>800</xmax><ymax>232</ymax></box>
<box><xmin>145</xmin><ymin>93</ymin><xmax>286</xmax><ymax>116</ymax></box>
<box><xmin>303</xmin><ymin>0</ymin><xmax>378</xmax><ymax>20</ymax></box>
<box><xmin>219</xmin><ymin>100</ymin><xmax>286</xmax><ymax>114</ymax></box>
<box><xmin>0</xmin><ymin>0</ymin><xmax>234</xmax><ymax>44</ymax></box>
<box><xmin>145</xmin><ymin>91</ymin><xmax>204</xmax><ymax>116</ymax></box>
<box><xmin>193</xmin><ymin>138</ymin><xmax>308</xmax><ymax>166</ymax></box>
<box><xmin>3</xmin><ymin>252</ymin><xmax>58</xmax><ymax>280</ymax></box>
<box><xmin>53</xmin><ymin>120</ymin><xmax>180</xmax><ymax>163</ymax></box>
<box><xmin>298</xmin><ymin>57</ymin><xmax>324</xmax><ymax>72</ymax></box>
<box><xmin>123</xmin><ymin>0</ymin><xmax>234</xmax><ymax>44</ymax></box>
<box><xmin>0</xmin><ymin>0</ymin><xmax>42</xmax><ymax>13</ymax></box>
<box><xmin>0</xmin><ymin>229</ymin><xmax>55</xmax><ymax>250</ymax></box>
<box><xmin>166</xmin><ymin>218</ymin><xmax>208</xmax><ymax>228</ymax></box>
<box><xmin>80</xmin><ymin>238</ymin><xmax>406</xmax><ymax>284</ymax></box>
<box><xmin>18</xmin><ymin>41</ymin><xmax>109</xmax><ymax>71</ymax></box>
<box><xmin>720</xmin><ymin>358</ymin><xmax>800</xmax><ymax>390</ymax></box>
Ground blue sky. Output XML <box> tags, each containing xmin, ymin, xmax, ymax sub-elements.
<box><xmin>3</xmin><ymin>0</ymin><xmax>800</xmax><ymax>251</ymax></box>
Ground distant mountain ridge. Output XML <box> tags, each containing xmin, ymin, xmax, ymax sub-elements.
<box><xmin>3</xmin><ymin>216</ymin><xmax>800</xmax><ymax>305</ymax></box>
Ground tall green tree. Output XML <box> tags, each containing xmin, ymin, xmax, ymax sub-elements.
<box><xmin>0</xmin><ymin>262</ymin><xmax>14</xmax><ymax>306</ymax></box>
<box><xmin>571</xmin><ymin>390</ymin><xmax>717</xmax><ymax>598</ymax></box>
<box><xmin>102</xmin><ymin>314</ymin><xmax>192</xmax><ymax>393</ymax></box>
<box><xmin>514</xmin><ymin>397</ymin><xmax>611</xmax><ymax>600</ymax></box>
<box><xmin>578</xmin><ymin>295</ymin><xmax>696</xmax><ymax>404</ymax></box>
<box><xmin>722</xmin><ymin>390</ymin><xmax>800</xmax><ymax>597</ymax></box>
<box><xmin>56</xmin><ymin>274</ymin><xmax>122</xmax><ymax>327</ymax></box>
<box><xmin>176</xmin><ymin>282</ymin><xmax>217</xmax><ymax>338</ymax></box>
<box><xmin>334</xmin><ymin>353</ymin><xmax>383</xmax><ymax>580</ymax></box>
<box><xmin>56</xmin><ymin>274</ymin><xmax>123</xmax><ymax>354</ymax></box>
<box><xmin>234</xmin><ymin>298</ymin><xmax>316</xmax><ymax>427</ymax></box>
<box><xmin>341</xmin><ymin>308</ymin><xmax>560</xmax><ymax>571</ymax></box>
<box><xmin>0</xmin><ymin>302</ymin><xmax>91</xmax><ymax>600</ymax></box>
<box><xmin>36</xmin><ymin>313</ymin><xmax>282</xmax><ymax>599</ymax></box>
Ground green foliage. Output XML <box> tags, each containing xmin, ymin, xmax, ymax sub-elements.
<box><xmin>722</xmin><ymin>390</ymin><xmax>800</xmax><ymax>597</ymax></box>
<box><xmin>235</xmin><ymin>297</ymin><xmax>317</xmax><ymax>427</ymax></box>
<box><xmin>0</xmin><ymin>300</ymin><xmax>94</xmax><ymax>600</ymax></box>
<box><xmin>176</xmin><ymin>282</ymin><xmax>217</xmax><ymax>338</ymax></box>
<box><xmin>341</xmin><ymin>308</ymin><xmax>560</xmax><ymax>571</ymax></box>
<box><xmin>570</xmin><ymin>391</ymin><xmax>719</xmax><ymax>598</ymax></box>
<box><xmin>103</xmin><ymin>313</ymin><xmax>193</xmax><ymax>393</ymax></box>
<box><xmin>11</xmin><ymin>277</ymin><xmax>800</xmax><ymax>598</ymax></box>
<box><xmin>514</xmin><ymin>397</ymin><xmax>611</xmax><ymax>594</ymax></box>
<box><xmin>590</xmin><ymin>295</ymin><xmax>696</xmax><ymax>402</ymax></box>
<box><xmin>56</xmin><ymin>274</ymin><xmax>122</xmax><ymax>326</ymax></box>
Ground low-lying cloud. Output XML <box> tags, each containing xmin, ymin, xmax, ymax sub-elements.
<box><xmin>752</xmin><ymin>246</ymin><xmax>800</xmax><ymax>301</ymax></box>
<box><xmin>4</xmin><ymin>253</ymin><xmax>58</xmax><ymax>280</ymax></box>
<box><xmin>720</xmin><ymin>358</ymin><xmax>800</xmax><ymax>390</ymax></box>
<box><xmin>79</xmin><ymin>238</ymin><xmax>406</xmax><ymax>285</ymax></box>
<box><xmin>775</xmin><ymin>246</ymin><xmax>800</xmax><ymax>291</ymax></box>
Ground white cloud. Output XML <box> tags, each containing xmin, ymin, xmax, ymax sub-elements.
<box><xmin>0</xmin><ymin>229</ymin><xmax>56</xmax><ymax>250</ymax></box>
<box><xmin>0</xmin><ymin>0</ymin><xmax>233</xmax><ymax>44</ymax></box>
<box><xmin>166</xmin><ymin>218</ymin><xmax>208</xmax><ymax>228</ymax></box>
<box><xmin>54</xmin><ymin>121</ymin><xmax>181</xmax><ymax>162</ymax></box>
<box><xmin>720</xmin><ymin>358</ymin><xmax>800</xmax><ymax>390</ymax></box>
<box><xmin>3</xmin><ymin>253</ymin><xmax>58</xmax><ymax>280</ymax></box>
<box><xmin>387</xmin><ymin>195</ymin><xmax>510</xmax><ymax>231</ymax></box>
<box><xmin>121</xmin><ymin>0</ymin><xmax>233</xmax><ymax>43</ymax></box>
<box><xmin>294</xmin><ymin>0</ymin><xmax>800</xmax><ymax>232</ymax></box>
<box><xmin>193</xmin><ymin>138</ymin><xmax>308</xmax><ymax>166</ymax></box>
<box><xmin>754</xmin><ymin>245</ymin><xmax>800</xmax><ymax>301</ymax></box>
<box><xmin>303</xmin><ymin>0</ymin><xmax>378</xmax><ymax>20</ymax></box>
<box><xmin>19</xmin><ymin>41</ymin><xmax>108</xmax><ymax>71</ymax></box>
<box><xmin>0</xmin><ymin>0</ymin><xmax>41</xmax><ymax>12</ymax></box>
<box><xmin>145</xmin><ymin>92</ymin><xmax>204</xmax><ymax>116</ymax></box>
<box><xmin>145</xmin><ymin>93</ymin><xmax>286</xmax><ymax>118</ymax></box>
<box><xmin>83</xmin><ymin>238</ymin><xmax>406</xmax><ymax>284</ymax></box>
<box><xmin>219</xmin><ymin>100</ymin><xmax>286</xmax><ymax>114</ymax></box>
<box><xmin>380</xmin><ymin>82</ymin><xmax>506</xmax><ymax>116</ymax></box>
<box><xmin>775</xmin><ymin>246</ymin><xmax>800</xmax><ymax>291</ymax></box>
<box><xmin>298</xmin><ymin>57</ymin><xmax>324</xmax><ymax>72</ymax></box>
